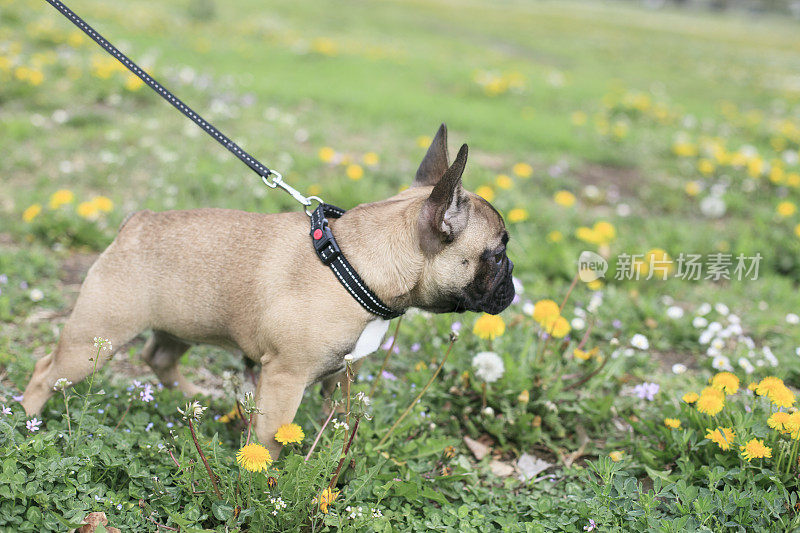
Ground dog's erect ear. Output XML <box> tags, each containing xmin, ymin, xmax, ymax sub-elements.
<box><xmin>418</xmin><ymin>143</ymin><xmax>470</xmax><ymax>254</ymax></box>
<box><xmin>412</xmin><ymin>123</ymin><xmax>450</xmax><ymax>187</ymax></box>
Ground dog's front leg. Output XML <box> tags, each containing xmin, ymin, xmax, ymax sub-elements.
<box><xmin>253</xmin><ymin>358</ymin><xmax>309</xmax><ymax>460</ymax></box>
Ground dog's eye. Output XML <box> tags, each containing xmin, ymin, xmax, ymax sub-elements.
<box><xmin>493</xmin><ymin>252</ymin><xmax>504</xmax><ymax>265</ymax></box>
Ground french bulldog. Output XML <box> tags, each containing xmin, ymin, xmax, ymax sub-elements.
<box><xmin>22</xmin><ymin>124</ymin><xmax>515</xmax><ymax>457</ymax></box>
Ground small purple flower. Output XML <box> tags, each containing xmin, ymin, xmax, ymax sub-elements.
<box><xmin>12</xmin><ymin>394</ymin><xmax>23</xmax><ymax>403</ymax></box>
<box><xmin>381</xmin><ymin>336</ymin><xmax>395</xmax><ymax>351</ymax></box>
<box><xmin>139</xmin><ymin>383</ymin><xmax>154</xmax><ymax>403</ymax></box>
<box><xmin>19</xmin><ymin>281</ymin><xmax>28</xmax><ymax>290</ymax></box>
<box><xmin>381</xmin><ymin>370</ymin><xmax>398</xmax><ymax>381</ymax></box>
<box><xmin>0</xmin><ymin>274</ymin><xmax>8</xmax><ymax>284</ymax></box>
<box><xmin>612</xmin><ymin>319</ymin><xmax>622</xmax><ymax>329</ymax></box>
<box><xmin>27</xmin><ymin>418</ymin><xmax>41</xmax><ymax>432</ymax></box>
<box><xmin>451</xmin><ymin>322</ymin><xmax>462</xmax><ymax>333</ymax></box>
<box><xmin>145</xmin><ymin>422</ymin><xmax>154</xmax><ymax>432</ymax></box>
<box><xmin>410</xmin><ymin>342</ymin><xmax>421</xmax><ymax>352</ymax></box>
<box><xmin>1</xmin><ymin>405</ymin><xmax>11</xmax><ymax>416</ymax></box>
<box><xmin>633</xmin><ymin>382</ymin><xmax>659</xmax><ymax>401</ymax></box>
<box><xmin>584</xmin><ymin>519</ymin><xmax>596</xmax><ymax>532</ymax></box>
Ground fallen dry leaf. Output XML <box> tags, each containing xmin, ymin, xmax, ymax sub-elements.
<box><xmin>463</xmin><ymin>435</ymin><xmax>491</xmax><ymax>460</ymax></box>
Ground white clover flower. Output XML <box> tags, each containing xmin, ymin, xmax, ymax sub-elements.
<box><xmin>787</xmin><ymin>313</ymin><xmax>800</xmax><ymax>325</ymax></box>
<box><xmin>710</xmin><ymin>338</ymin><xmax>725</xmax><ymax>351</ymax></box>
<box><xmin>742</xmin><ymin>336</ymin><xmax>755</xmax><ymax>349</ymax></box>
<box><xmin>711</xmin><ymin>355</ymin><xmax>732</xmax><ymax>371</ymax></box>
<box><xmin>482</xmin><ymin>406</ymin><xmax>495</xmax><ymax>416</ymax></box>
<box><xmin>707</xmin><ymin>322</ymin><xmax>722</xmax><ymax>333</ymax></box>
<box><xmin>587</xmin><ymin>293</ymin><xmax>603</xmax><ymax>313</ymax></box>
<box><xmin>471</xmin><ymin>352</ymin><xmax>505</xmax><ymax>383</ymax></box>
<box><xmin>671</xmin><ymin>363</ymin><xmax>687</xmax><ymax>375</ymax></box>
<box><xmin>666</xmin><ymin>306</ymin><xmax>684</xmax><ymax>320</ymax></box>
<box><xmin>696</xmin><ymin>303</ymin><xmax>712</xmax><ymax>316</ymax></box>
<box><xmin>692</xmin><ymin>316</ymin><xmax>708</xmax><ymax>329</ymax></box>
<box><xmin>52</xmin><ymin>378</ymin><xmax>72</xmax><ymax>391</ymax></box>
<box><xmin>522</xmin><ymin>301</ymin><xmax>535</xmax><ymax>316</ymax></box>
<box><xmin>630</xmin><ymin>334</ymin><xmax>649</xmax><ymax>350</ymax></box>
<box><xmin>29</xmin><ymin>289</ymin><xmax>44</xmax><ymax>302</ymax></box>
<box><xmin>706</xmin><ymin>346</ymin><xmax>721</xmax><ymax>358</ymax></box>
<box><xmin>728</xmin><ymin>314</ymin><xmax>741</xmax><ymax>324</ymax></box>
<box><xmin>763</xmin><ymin>346</ymin><xmax>778</xmax><ymax>367</ymax></box>
<box><xmin>714</xmin><ymin>303</ymin><xmax>730</xmax><ymax>316</ymax></box>
<box><xmin>700</xmin><ymin>196</ymin><xmax>726</xmax><ymax>218</ymax></box>
<box><xmin>177</xmin><ymin>401</ymin><xmax>207</xmax><ymax>421</ymax></box>
<box><xmin>571</xmin><ymin>317</ymin><xmax>586</xmax><ymax>331</ymax></box>
<box><xmin>796</xmin><ymin>347</ymin><xmax>800</xmax><ymax>357</ymax></box>
<box><xmin>738</xmin><ymin>357</ymin><xmax>755</xmax><ymax>374</ymax></box>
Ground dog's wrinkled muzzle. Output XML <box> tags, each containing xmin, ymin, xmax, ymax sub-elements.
<box><xmin>480</xmin><ymin>259</ymin><xmax>515</xmax><ymax>315</ymax></box>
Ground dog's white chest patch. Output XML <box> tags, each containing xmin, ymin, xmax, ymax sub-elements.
<box><xmin>348</xmin><ymin>319</ymin><xmax>391</xmax><ymax>361</ymax></box>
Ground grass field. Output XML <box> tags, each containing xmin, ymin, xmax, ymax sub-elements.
<box><xmin>2</xmin><ymin>0</ymin><xmax>800</xmax><ymax>530</ymax></box>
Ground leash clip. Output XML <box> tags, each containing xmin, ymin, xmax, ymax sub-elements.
<box><xmin>262</xmin><ymin>172</ymin><xmax>323</xmax><ymax>216</ymax></box>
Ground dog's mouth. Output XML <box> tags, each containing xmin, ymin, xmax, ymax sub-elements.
<box><xmin>452</xmin><ymin>259</ymin><xmax>515</xmax><ymax>315</ymax></box>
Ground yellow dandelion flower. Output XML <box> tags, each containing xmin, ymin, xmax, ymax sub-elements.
<box><xmin>755</xmin><ymin>377</ymin><xmax>795</xmax><ymax>408</ymax></box>
<box><xmin>685</xmin><ymin>181</ymin><xmax>701</xmax><ymax>196</ymax></box>
<box><xmin>415</xmin><ymin>361</ymin><xmax>428</xmax><ymax>372</ymax></box>
<box><xmin>508</xmin><ymin>208</ymin><xmax>529</xmax><ymax>223</ymax></box>
<box><xmin>314</xmin><ymin>487</ymin><xmax>340</xmax><ymax>514</ymax></box>
<box><xmin>574</xmin><ymin>347</ymin><xmax>598</xmax><ymax>361</ymax></box>
<box><xmin>705</xmin><ymin>427</ymin><xmax>735</xmax><ymax>451</ymax></box>
<box><xmin>124</xmin><ymin>74</ymin><xmax>144</xmax><ymax>91</ymax></box>
<box><xmin>748</xmin><ymin>382</ymin><xmax>757</xmax><ymax>391</ymax></box>
<box><xmin>710</xmin><ymin>372</ymin><xmax>739</xmax><ymax>395</ymax></box>
<box><xmin>571</xmin><ymin>111</ymin><xmax>587</xmax><ymax>126</ymax></box>
<box><xmin>473</xmin><ymin>313</ymin><xmax>505</xmax><ymax>340</ymax></box>
<box><xmin>740</xmin><ymin>438</ymin><xmax>771</xmax><ymax>462</ymax></box>
<box><xmin>22</xmin><ymin>204</ymin><xmax>42</xmax><ymax>222</ymax></box>
<box><xmin>532</xmin><ymin>299</ymin><xmax>560</xmax><ymax>325</ymax></box>
<box><xmin>587</xmin><ymin>279</ymin><xmax>603</xmax><ymax>290</ymax></box>
<box><xmin>275</xmin><ymin>423</ymin><xmax>305</xmax><ymax>444</ymax></box>
<box><xmin>682</xmin><ymin>392</ymin><xmax>699</xmax><ymax>404</ymax></box>
<box><xmin>698</xmin><ymin>159</ymin><xmax>715</xmax><ymax>176</ymax></box>
<box><xmin>770</xmin><ymin>386</ymin><xmax>795</xmax><ymax>409</ymax></box>
<box><xmin>593</xmin><ymin>221</ymin><xmax>616</xmax><ymax>242</ymax></box>
<box><xmin>362</xmin><ymin>152</ymin><xmax>379</xmax><ymax>166</ymax></box>
<box><xmin>49</xmin><ymin>189</ymin><xmax>74</xmax><ymax>209</ymax></box>
<box><xmin>236</xmin><ymin>443</ymin><xmax>272</xmax><ymax>472</ymax></box>
<box><xmin>495</xmin><ymin>174</ymin><xmax>513</xmax><ymax>189</ymax></box>
<box><xmin>310</xmin><ymin>38</ymin><xmax>337</xmax><ymax>56</ymax></box>
<box><xmin>512</xmin><ymin>162</ymin><xmax>532</xmax><ymax>178</ymax></box>
<box><xmin>785</xmin><ymin>412</ymin><xmax>800</xmax><ymax>439</ymax></box>
<box><xmin>416</xmin><ymin>135</ymin><xmax>432</xmax><ymax>148</ymax></box>
<box><xmin>543</xmin><ymin>315</ymin><xmax>570</xmax><ymax>339</ymax></box>
<box><xmin>475</xmin><ymin>185</ymin><xmax>495</xmax><ymax>202</ymax></box>
<box><xmin>672</xmin><ymin>141</ymin><xmax>697</xmax><ymax>157</ymax></box>
<box><xmin>318</xmin><ymin>146</ymin><xmax>336</xmax><ymax>163</ymax></box>
<box><xmin>90</xmin><ymin>196</ymin><xmax>114</xmax><ymax>212</ymax></box>
<box><xmin>767</xmin><ymin>411</ymin><xmax>791</xmax><ymax>431</ymax></box>
<box><xmin>664</xmin><ymin>418</ymin><xmax>681</xmax><ymax>429</ymax></box>
<box><xmin>609</xmin><ymin>450</ymin><xmax>624</xmax><ymax>462</ymax></box>
<box><xmin>76</xmin><ymin>201</ymin><xmax>100</xmax><ymax>219</ymax></box>
<box><xmin>553</xmin><ymin>190</ymin><xmax>576</xmax><ymax>207</ymax></box>
<box><xmin>546</xmin><ymin>230</ymin><xmax>563</xmax><ymax>243</ymax></box>
<box><xmin>696</xmin><ymin>389</ymin><xmax>724</xmax><ymax>416</ymax></box>
<box><xmin>219</xmin><ymin>406</ymin><xmax>241</xmax><ymax>423</ymax></box>
<box><xmin>517</xmin><ymin>390</ymin><xmax>530</xmax><ymax>404</ymax></box>
<box><xmin>346</xmin><ymin>164</ymin><xmax>364</xmax><ymax>181</ymax></box>
<box><xmin>787</xmin><ymin>173</ymin><xmax>800</xmax><ymax>188</ymax></box>
<box><xmin>777</xmin><ymin>201</ymin><xmax>797</xmax><ymax>218</ymax></box>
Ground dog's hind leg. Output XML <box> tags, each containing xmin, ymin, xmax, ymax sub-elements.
<box><xmin>142</xmin><ymin>331</ymin><xmax>202</xmax><ymax>396</ymax></box>
<box><xmin>21</xmin><ymin>298</ymin><xmax>145</xmax><ymax>416</ymax></box>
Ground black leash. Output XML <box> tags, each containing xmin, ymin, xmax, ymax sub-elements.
<box><xmin>44</xmin><ymin>0</ymin><xmax>402</xmax><ymax>320</ymax></box>
<box><xmin>43</xmin><ymin>0</ymin><xmax>277</xmax><ymax>182</ymax></box>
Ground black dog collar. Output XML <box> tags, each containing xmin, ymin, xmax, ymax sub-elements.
<box><xmin>310</xmin><ymin>204</ymin><xmax>403</xmax><ymax>320</ymax></box>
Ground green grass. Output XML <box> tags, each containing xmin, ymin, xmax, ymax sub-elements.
<box><xmin>2</xmin><ymin>0</ymin><xmax>800</xmax><ymax>530</ymax></box>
